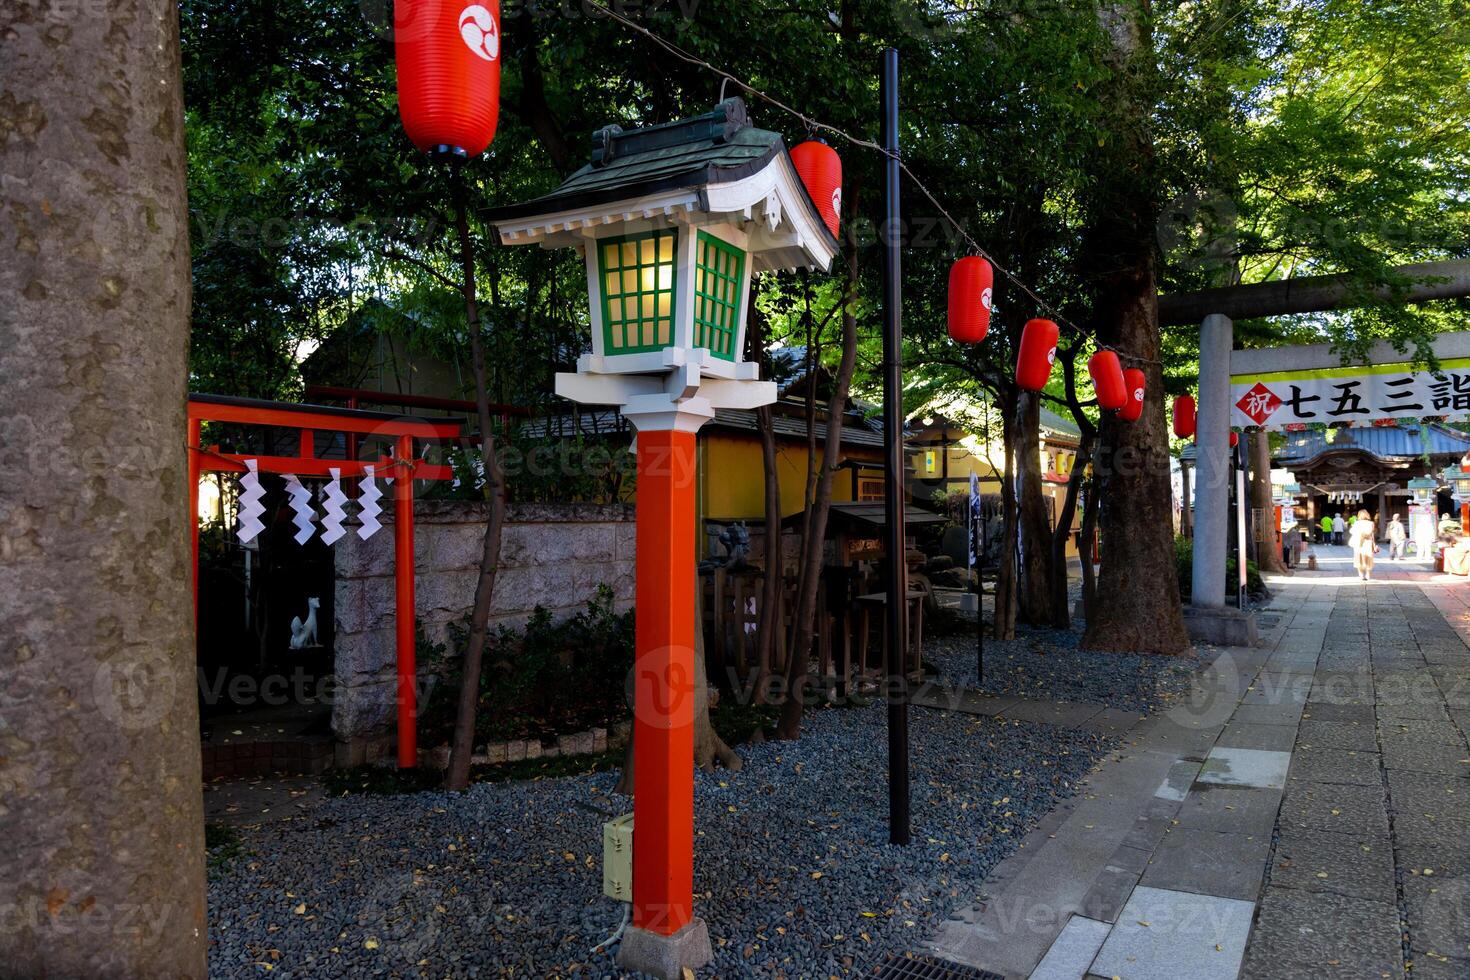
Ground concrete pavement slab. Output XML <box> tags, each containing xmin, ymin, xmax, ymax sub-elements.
<box><xmin>1278</xmin><ymin>781</ymin><xmax>1389</xmax><ymax>837</ymax></box>
<box><xmin>1090</xmin><ymin>886</ymin><xmax>1253</xmax><ymax>980</ymax></box>
<box><xmin>1139</xmin><ymin>827</ymin><xmax>1271</xmax><ymax>902</ymax></box>
<box><xmin>1269</xmin><ymin>825</ymin><xmax>1395</xmax><ymax>902</ymax></box>
<box><xmin>1198</xmin><ymin>747</ymin><xmax>1292</xmax><ymax>790</ymax></box>
<box><xmin>1238</xmin><ymin>887</ymin><xmax>1402</xmax><ymax>980</ymax></box>
<box><xmin>1288</xmin><ymin>746</ymin><xmax>1382</xmax><ymax>787</ymax></box>
<box><xmin>1030</xmin><ymin>915</ymin><xmax>1111</xmax><ymax>980</ymax></box>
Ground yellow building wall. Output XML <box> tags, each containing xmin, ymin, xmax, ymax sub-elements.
<box><xmin>912</xmin><ymin>444</ymin><xmax>1003</xmax><ymax>483</ymax></box>
<box><xmin>698</xmin><ymin>431</ymin><xmax>879</xmax><ymax>522</ymax></box>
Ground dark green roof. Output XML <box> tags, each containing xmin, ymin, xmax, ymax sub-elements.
<box><xmin>487</xmin><ymin>98</ymin><xmax>787</xmax><ymax>222</ymax></box>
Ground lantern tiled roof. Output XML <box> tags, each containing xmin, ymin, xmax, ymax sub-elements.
<box><xmin>486</xmin><ymin>97</ymin><xmax>838</xmax><ymax>273</ymax></box>
<box><xmin>490</xmin><ymin>99</ymin><xmax>787</xmax><ymax>219</ymax></box>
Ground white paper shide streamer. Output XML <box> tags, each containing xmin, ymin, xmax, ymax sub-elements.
<box><xmin>283</xmin><ymin>474</ymin><xmax>317</xmax><ymax>545</ymax></box>
<box><xmin>357</xmin><ymin>465</ymin><xmax>384</xmax><ymax>540</ymax></box>
<box><xmin>236</xmin><ymin>459</ymin><xmax>266</xmax><ymax>544</ymax></box>
<box><xmin>319</xmin><ymin>467</ymin><xmax>349</xmax><ymax>545</ymax></box>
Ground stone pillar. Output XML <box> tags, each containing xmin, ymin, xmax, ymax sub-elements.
<box><xmin>1192</xmin><ymin>314</ymin><xmax>1233</xmax><ymax>608</ymax></box>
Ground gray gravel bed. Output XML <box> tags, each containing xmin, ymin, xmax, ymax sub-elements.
<box><xmin>926</xmin><ymin>624</ymin><xmax>1195</xmax><ymax>714</ymax></box>
<box><xmin>208</xmin><ymin>701</ymin><xmax>1116</xmax><ymax>977</ymax></box>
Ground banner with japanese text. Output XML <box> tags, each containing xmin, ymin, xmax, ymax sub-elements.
<box><xmin>1230</xmin><ymin>358</ymin><xmax>1470</xmax><ymax>429</ymax></box>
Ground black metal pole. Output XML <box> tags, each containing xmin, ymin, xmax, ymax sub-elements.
<box><xmin>880</xmin><ymin>46</ymin><xmax>910</xmax><ymax>847</ymax></box>
<box><xmin>975</xmin><ymin>515</ymin><xmax>984</xmax><ymax>682</ymax></box>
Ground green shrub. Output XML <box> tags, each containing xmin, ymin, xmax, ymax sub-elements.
<box><xmin>1174</xmin><ymin>535</ymin><xmax>1265</xmax><ymax>602</ymax></box>
<box><xmin>420</xmin><ymin>585</ymin><xmax>635</xmax><ymax>746</ymax></box>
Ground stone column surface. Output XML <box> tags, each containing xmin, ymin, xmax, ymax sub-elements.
<box><xmin>1192</xmin><ymin>314</ymin><xmax>1234</xmax><ymax>608</ymax></box>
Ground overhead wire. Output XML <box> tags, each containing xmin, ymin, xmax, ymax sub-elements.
<box><xmin>580</xmin><ymin>0</ymin><xmax>1162</xmax><ymax>367</ymax></box>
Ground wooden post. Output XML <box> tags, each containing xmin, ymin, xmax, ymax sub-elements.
<box><xmin>394</xmin><ymin>434</ymin><xmax>418</xmax><ymax>768</ymax></box>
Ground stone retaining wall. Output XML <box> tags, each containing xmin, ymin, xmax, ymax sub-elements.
<box><xmin>332</xmin><ymin>500</ymin><xmax>635</xmax><ymax>748</ymax></box>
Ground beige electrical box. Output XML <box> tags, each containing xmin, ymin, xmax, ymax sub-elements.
<box><xmin>602</xmin><ymin>813</ymin><xmax>634</xmax><ymax>901</ymax></box>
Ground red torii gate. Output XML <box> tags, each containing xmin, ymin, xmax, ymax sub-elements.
<box><xmin>187</xmin><ymin>393</ymin><xmax>465</xmax><ymax>768</ymax></box>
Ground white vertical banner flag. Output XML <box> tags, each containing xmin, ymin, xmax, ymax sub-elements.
<box><xmin>283</xmin><ymin>474</ymin><xmax>316</xmax><ymax>545</ymax></box>
<box><xmin>236</xmin><ymin>459</ymin><xmax>266</xmax><ymax>544</ymax></box>
<box><xmin>319</xmin><ymin>467</ymin><xmax>348</xmax><ymax>545</ymax></box>
<box><xmin>357</xmin><ymin>465</ymin><xmax>384</xmax><ymax>540</ymax></box>
<box><xmin>968</xmin><ymin>470</ymin><xmax>980</xmax><ymax>569</ymax></box>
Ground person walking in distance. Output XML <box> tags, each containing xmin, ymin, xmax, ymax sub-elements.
<box><xmin>1350</xmin><ymin>509</ymin><xmax>1378</xmax><ymax>581</ymax></box>
<box><xmin>1387</xmin><ymin>515</ymin><xmax>1408</xmax><ymax>561</ymax></box>
<box><xmin>1332</xmin><ymin>512</ymin><xmax>1346</xmax><ymax>546</ymax></box>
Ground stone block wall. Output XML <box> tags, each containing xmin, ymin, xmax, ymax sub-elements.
<box><xmin>332</xmin><ymin>500</ymin><xmax>635</xmax><ymax>744</ymax></box>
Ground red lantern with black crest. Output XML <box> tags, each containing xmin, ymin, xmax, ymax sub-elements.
<box><xmin>1016</xmin><ymin>318</ymin><xmax>1059</xmax><ymax>391</ymax></box>
<box><xmin>947</xmin><ymin>257</ymin><xmax>993</xmax><ymax>344</ymax></box>
<box><xmin>1173</xmin><ymin>395</ymin><xmax>1196</xmax><ymax>439</ymax></box>
<box><xmin>1118</xmin><ymin>367</ymin><xmax>1146</xmax><ymax>422</ymax></box>
<box><xmin>1089</xmin><ymin>350</ymin><xmax>1127</xmax><ymax>412</ymax></box>
<box><xmin>395</xmin><ymin>0</ymin><xmax>502</xmax><ymax>158</ymax></box>
<box><xmin>789</xmin><ymin>140</ymin><xmax>842</xmax><ymax>237</ymax></box>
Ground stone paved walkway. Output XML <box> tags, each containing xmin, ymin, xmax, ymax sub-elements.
<box><xmin>922</xmin><ymin>548</ymin><xmax>1470</xmax><ymax>980</ymax></box>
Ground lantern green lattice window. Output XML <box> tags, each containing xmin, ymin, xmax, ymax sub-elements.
<box><xmin>598</xmin><ymin>229</ymin><xmax>677</xmax><ymax>354</ymax></box>
<box><xmin>693</xmin><ymin>231</ymin><xmax>744</xmax><ymax>361</ymax></box>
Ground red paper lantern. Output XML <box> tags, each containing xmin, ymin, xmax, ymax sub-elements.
<box><xmin>1118</xmin><ymin>367</ymin><xmax>1146</xmax><ymax>422</ymax></box>
<box><xmin>1016</xmin><ymin>318</ymin><xmax>1059</xmax><ymax>391</ymax></box>
<box><xmin>1173</xmin><ymin>395</ymin><xmax>1196</xmax><ymax>438</ymax></box>
<box><xmin>395</xmin><ymin>0</ymin><xmax>501</xmax><ymax>158</ymax></box>
<box><xmin>947</xmin><ymin>257</ymin><xmax>993</xmax><ymax>344</ymax></box>
<box><xmin>790</xmin><ymin>140</ymin><xmax>842</xmax><ymax>237</ymax></box>
<box><xmin>1089</xmin><ymin>350</ymin><xmax>1127</xmax><ymax>412</ymax></box>
<box><xmin>1230</xmin><ymin>431</ymin><xmax>1240</xmax><ymax>448</ymax></box>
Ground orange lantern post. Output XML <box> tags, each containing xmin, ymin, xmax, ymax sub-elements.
<box><xmin>488</xmin><ymin>98</ymin><xmax>839</xmax><ymax>975</ymax></box>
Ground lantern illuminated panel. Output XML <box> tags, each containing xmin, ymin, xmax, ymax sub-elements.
<box><xmin>692</xmin><ymin>232</ymin><xmax>745</xmax><ymax>360</ymax></box>
<box><xmin>1409</xmin><ymin>477</ymin><xmax>1438</xmax><ymax>505</ymax></box>
<box><xmin>598</xmin><ymin>230</ymin><xmax>678</xmax><ymax>354</ymax></box>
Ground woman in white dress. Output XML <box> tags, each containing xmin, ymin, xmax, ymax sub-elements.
<box><xmin>1349</xmin><ymin>509</ymin><xmax>1378</xmax><ymax>581</ymax></box>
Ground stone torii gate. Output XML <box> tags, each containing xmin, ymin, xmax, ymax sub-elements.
<box><xmin>1162</xmin><ymin>261</ymin><xmax>1470</xmax><ymax>645</ymax></box>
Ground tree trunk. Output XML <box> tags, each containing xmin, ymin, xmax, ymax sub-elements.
<box><xmin>615</xmin><ymin>585</ymin><xmax>740</xmax><ymax>793</ymax></box>
<box><xmin>1079</xmin><ymin>0</ymin><xmax>1189</xmax><ymax>654</ymax></box>
<box><xmin>1079</xmin><ymin>471</ymin><xmax>1100</xmax><ymax>623</ymax></box>
<box><xmin>1250</xmin><ymin>430</ymin><xmax>1287</xmax><ymax>573</ymax></box>
<box><xmin>446</xmin><ymin>172</ymin><xmax>509</xmax><ymax>791</ymax></box>
<box><xmin>1016</xmin><ymin>389</ymin><xmax>1054</xmax><ymax>624</ymax></box>
<box><xmin>750</xmin><ymin>303</ymin><xmax>782</xmax><ymax>704</ymax></box>
<box><xmin>775</xmin><ymin>206</ymin><xmax>860</xmax><ymax>740</ymax></box>
<box><xmin>992</xmin><ymin>389</ymin><xmax>1020</xmax><ymax>641</ymax></box>
<box><xmin>1049</xmin><ymin>431</ymin><xmax>1094</xmax><ymax>629</ymax></box>
<box><xmin>1</xmin><ymin>2</ymin><xmax>208</xmax><ymax>974</ymax></box>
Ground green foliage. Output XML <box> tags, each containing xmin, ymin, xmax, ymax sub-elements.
<box><xmin>204</xmin><ymin>823</ymin><xmax>247</xmax><ymax>874</ymax></box>
<box><xmin>420</xmin><ymin>431</ymin><xmax>636</xmax><ymax>505</ymax></box>
<box><xmin>1174</xmin><ymin>535</ymin><xmax>1265</xmax><ymax>602</ymax></box>
<box><xmin>420</xmin><ymin>585</ymin><xmax>634</xmax><ymax>745</ymax></box>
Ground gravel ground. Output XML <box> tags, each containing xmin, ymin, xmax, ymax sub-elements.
<box><xmin>208</xmin><ymin>701</ymin><xmax>1118</xmax><ymax>978</ymax></box>
<box><xmin>926</xmin><ymin>624</ymin><xmax>1196</xmax><ymax>714</ymax></box>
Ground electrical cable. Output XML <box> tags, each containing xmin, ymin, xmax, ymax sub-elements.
<box><xmin>581</xmin><ymin>0</ymin><xmax>1163</xmax><ymax>367</ymax></box>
